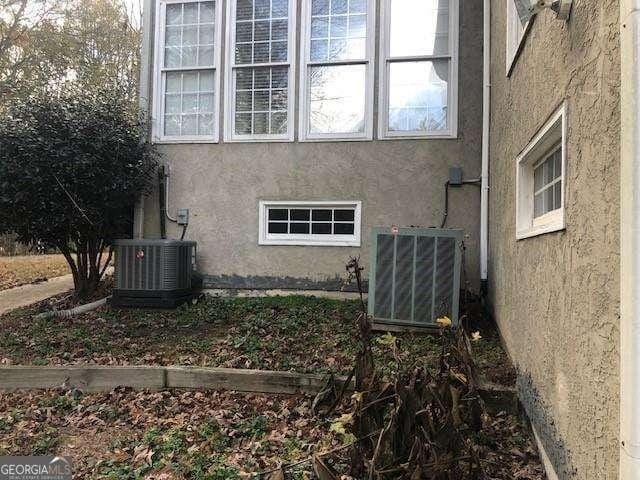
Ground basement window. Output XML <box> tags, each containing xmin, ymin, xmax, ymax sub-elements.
<box><xmin>259</xmin><ymin>201</ymin><xmax>362</xmax><ymax>246</ymax></box>
<box><xmin>516</xmin><ymin>103</ymin><xmax>566</xmax><ymax>240</ymax></box>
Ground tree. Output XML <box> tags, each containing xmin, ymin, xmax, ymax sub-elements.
<box><xmin>0</xmin><ymin>86</ymin><xmax>158</xmax><ymax>298</ymax></box>
<box><xmin>0</xmin><ymin>0</ymin><xmax>71</xmax><ymax>102</ymax></box>
<box><xmin>63</xmin><ymin>0</ymin><xmax>141</xmax><ymax>109</ymax></box>
<box><xmin>0</xmin><ymin>0</ymin><xmax>141</xmax><ymax>108</ymax></box>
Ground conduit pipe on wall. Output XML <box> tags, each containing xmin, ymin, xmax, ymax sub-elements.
<box><xmin>620</xmin><ymin>0</ymin><xmax>640</xmax><ymax>478</ymax></box>
<box><xmin>480</xmin><ymin>0</ymin><xmax>491</xmax><ymax>287</ymax></box>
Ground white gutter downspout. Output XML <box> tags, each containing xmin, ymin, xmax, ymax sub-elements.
<box><xmin>480</xmin><ymin>0</ymin><xmax>491</xmax><ymax>286</ymax></box>
<box><xmin>620</xmin><ymin>0</ymin><xmax>640</xmax><ymax>478</ymax></box>
<box><xmin>133</xmin><ymin>0</ymin><xmax>153</xmax><ymax>239</ymax></box>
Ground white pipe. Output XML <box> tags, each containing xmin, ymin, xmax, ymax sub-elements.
<box><xmin>620</xmin><ymin>0</ymin><xmax>640</xmax><ymax>478</ymax></box>
<box><xmin>165</xmin><ymin>164</ymin><xmax>178</xmax><ymax>223</ymax></box>
<box><xmin>480</xmin><ymin>0</ymin><xmax>491</xmax><ymax>282</ymax></box>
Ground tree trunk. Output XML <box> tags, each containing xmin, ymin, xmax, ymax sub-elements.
<box><xmin>58</xmin><ymin>237</ymin><xmax>108</xmax><ymax>300</ymax></box>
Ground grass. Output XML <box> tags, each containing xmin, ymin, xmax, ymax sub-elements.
<box><xmin>0</xmin><ymin>295</ymin><xmax>516</xmax><ymax>385</ymax></box>
<box><xmin>0</xmin><ymin>254</ymin><xmax>70</xmax><ymax>291</ymax></box>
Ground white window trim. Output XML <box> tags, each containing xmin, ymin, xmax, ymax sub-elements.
<box><xmin>378</xmin><ymin>0</ymin><xmax>459</xmax><ymax>140</ymax></box>
<box><xmin>152</xmin><ymin>0</ymin><xmax>224</xmax><ymax>144</ymax></box>
<box><xmin>224</xmin><ymin>0</ymin><xmax>297</xmax><ymax>142</ymax></box>
<box><xmin>516</xmin><ymin>103</ymin><xmax>567</xmax><ymax>240</ymax></box>
<box><xmin>506</xmin><ymin>0</ymin><xmax>533</xmax><ymax>76</ymax></box>
<box><xmin>258</xmin><ymin>200</ymin><xmax>362</xmax><ymax>246</ymax></box>
<box><xmin>298</xmin><ymin>0</ymin><xmax>376</xmax><ymax>142</ymax></box>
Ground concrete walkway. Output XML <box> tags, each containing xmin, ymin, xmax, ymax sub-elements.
<box><xmin>0</xmin><ymin>274</ymin><xmax>74</xmax><ymax>315</ymax></box>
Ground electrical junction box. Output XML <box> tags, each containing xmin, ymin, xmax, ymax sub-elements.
<box><xmin>449</xmin><ymin>167</ymin><xmax>463</xmax><ymax>186</ymax></box>
<box><xmin>177</xmin><ymin>209</ymin><xmax>189</xmax><ymax>225</ymax></box>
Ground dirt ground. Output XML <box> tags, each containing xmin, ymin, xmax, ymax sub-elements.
<box><xmin>0</xmin><ymin>254</ymin><xmax>70</xmax><ymax>291</ymax></box>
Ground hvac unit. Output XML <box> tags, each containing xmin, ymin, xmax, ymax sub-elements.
<box><xmin>111</xmin><ymin>239</ymin><xmax>199</xmax><ymax>308</ymax></box>
<box><xmin>368</xmin><ymin>227</ymin><xmax>463</xmax><ymax>328</ymax></box>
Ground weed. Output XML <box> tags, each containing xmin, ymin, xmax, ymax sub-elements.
<box><xmin>238</xmin><ymin>415</ymin><xmax>268</xmax><ymax>439</ymax></box>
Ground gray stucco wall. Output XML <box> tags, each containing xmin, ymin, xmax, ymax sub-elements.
<box><xmin>141</xmin><ymin>0</ymin><xmax>484</xmax><ymax>291</ymax></box>
<box><xmin>488</xmin><ymin>1</ymin><xmax>620</xmax><ymax>478</ymax></box>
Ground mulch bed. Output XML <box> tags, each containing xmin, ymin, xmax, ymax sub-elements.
<box><xmin>0</xmin><ymin>294</ymin><xmax>516</xmax><ymax>386</ymax></box>
<box><xmin>0</xmin><ymin>387</ymin><xmax>544</xmax><ymax>479</ymax></box>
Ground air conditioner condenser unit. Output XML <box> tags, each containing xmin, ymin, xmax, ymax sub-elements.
<box><xmin>111</xmin><ymin>239</ymin><xmax>200</xmax><ymax>308</ymax></box>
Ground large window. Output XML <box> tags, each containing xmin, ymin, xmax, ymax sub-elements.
<box><xmin>379</xmin><ymin>0</ymin><xmax>458</xmax><ymax>139</ymax></box>
<box><xmin>225</xmin><ymin>0</ymin><xmax>296</xmax><ymax>141</ymax></box>
<box><xmin>516</xmin><ymin>103</ymin><xmax>566</xmax><ymax>239</ymax></box>
<box><xmin>154</xmin><ymin>1</ymin><xmax>222</xmax><ymax>142</ymax></box>
<box><xmin>299</xmin><ymin>0</ymin><xmax>375</xmax><ymax>141</ymax></box>
<box><xmin>259</xmin><ymin>201</ymin><xmax>362</xmax><ymax>245</ymax></box>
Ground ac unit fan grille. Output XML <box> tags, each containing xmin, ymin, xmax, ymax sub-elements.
<box><xmin>368</xmin><ymin>228</ymin><xmax>462</xmax><ymax>327</ymax></box>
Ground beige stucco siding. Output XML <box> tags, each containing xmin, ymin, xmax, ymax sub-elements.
<box><xmin>141</xmin><ymin>0</ymin><xmax>484</xmax><ymax>290</ymax></box>
<box><xmin>488</xmin><ymin>1</ymin><xmax>620</xmax><ymax>478</ymax></box>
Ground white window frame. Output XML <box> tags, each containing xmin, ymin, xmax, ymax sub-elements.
<box><xmin>258</xmin><ymin>201</ymin><xmax>362</xmax><ymax>246</ymax></box>
<box><xmin>152</xmin><ymin>0</ymin><xmax>224</xmax><ymax>144</ymax></box>
<box><xmin>224</xmin><ymin>0</ymin><xmax>297</xmax><ymax>142</ymax></box>
<box><xmin>298</xmin><ymin>0</ymin><xmax>376</xmax><ymax>142</ymax></box>
<box><xmin>506</xmin><ymin>0</ymin><xmax>532</xmax><ymax>76</ymax></box>
<box><xmin>378</xmin><ymin>0</ymin><xmax>459</xmax><ymax>140</ymax></box>
<box><xmin>516</xmin><ymin>103</ymin><xmax>567</xmax><ymax>240</ymax></box>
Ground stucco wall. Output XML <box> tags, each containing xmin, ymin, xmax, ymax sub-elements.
<box><xmin>140</xmin><ymin>0</ymin><xmax>484</xmax><ymax>291</ymax></box>
<box><xmin>488</xmin><ymin>1</ymin><xmax>620</xmax><ymax>478</ymax></box>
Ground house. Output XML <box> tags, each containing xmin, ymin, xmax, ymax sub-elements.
<box><xmin>136</xmin><ymin>0</ymin><xmax>638</xmax><ymax>479</ymax></box>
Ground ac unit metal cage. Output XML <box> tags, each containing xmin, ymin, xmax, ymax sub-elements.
<box><xmin>367</xmin><ymin>227</ymin><xmax>463</xmax><ymax>328</ymax></box>
<box><xmin>111</xmin><ymin>239</ymin><xmax>198</xmax><ymax>308</ymax></box>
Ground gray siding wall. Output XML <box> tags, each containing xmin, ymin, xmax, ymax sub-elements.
<box><xmin>488</xmin><ymin>1</ymin><xmax>620</xmax><ymax>478</ymax></box>
<box><xmin>140</xmin><ymin>0</ymin><xmax>483</xmax><ymax>290</ymax></box>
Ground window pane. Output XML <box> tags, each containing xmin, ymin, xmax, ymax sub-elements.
<box><xmin>269</xmin><ymin>209</ymin><xmax>288</xmax><ymax>221</ymax></box>
<box><xmin>232</xmin><ymin>0</ymin><xmax>290</xmax><ymax>137</ymax></box>
<box><xmin>312</xmin><ymin>209</ymin><xmax>332</xmax><ymax>221</ymax></box>
<box><xmin>290</xmin><ymin>209</ymin><xmax>310</xmax><ymax>221</ymax></box>
<box><xmin>164</xmin><ymin>70</ymin><xmax>216</xmax><ymax>137</ymax></box>
<box><xmin>200</xmin><ymin>2</ymin><xmax>215</xmax><ymax>22</ymax></box>
<box><xmin>290</xmin><ymin>223</ymin><xmax>310</xmax><ymax>234</ymax></box>
<box><xmin>334</xmin><ymin>209</ymin><xmax>355</xmax><ymax>221</ymax></box>
<box><xmin>335</xmin><ymin>223</ymin><xmax>355</xmax><ymax>235</ymax></box>
<box><xmin>166</xmin><ymin>4</ymin><xmax>183</xmax><ymax>25</ymax></box>
<box><xmin>554</xmin><ymin>182</ymin><xmax>562</xmax><ymax>209</ymax></box>
<box><xmin>390</xmin><ymin>0</ymin><xmax>450</xmax><ymax>57</ymax></box>
<box><xmin>234</xmin><ymin>66</ymin><xmax>289</xmax><ymax>135</ymax></box>
<box><xmin>234</xmin><ymin>0</ymin><xmax>289</xmax><ymax>64</ymax></box>
<box><xmin>268</xmin><ymin>222</ymin><xmax>288</xmax><ymax>234</ymax></box>
<box><xmin>312</xmin><ymin>223</ymin><xmax>332</xmax><ymax>234</ymax></box>
<box><xmin>312</xmin><ymin>0</ymin><xmax>330</xmax><ymax>15</ymax></box>
<box><xmin>388</xmin><ymin>60</ymin><xmax>448</xmax><ymax>133</ymax></box>
<box><xmin>309</xmin><ymin>0</ymin><xmax>367</xmax><ymax>61</ymax></box>
<box><xmin>164</xmin><ymin>1</ymin><xmax>217</xmax><ymax>68</ymax></box>
<box><xmin>309</xmin><ymin>64</ymin><xmax>366</xmax><ymax>134</ymax></box>
<box><xmin>534</xmin><ymin>192</ymin><xmax>544</xmax><ymax>218</ymax></box>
